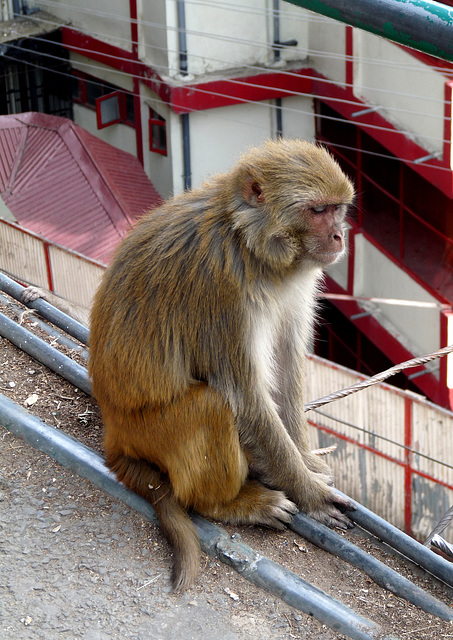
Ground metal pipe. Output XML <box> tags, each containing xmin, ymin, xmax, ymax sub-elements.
<box><xmin>337</xmin><ymin>490</ymin><xmax>453</xmax><ymax>588</ymax></box>
<box><xmin>273</xmin><ymin>0</ymin><xmax>281</xmax><ymax>63</ymax></box>
<box><xmin>290</xmin><ymin>512</ymin><xmax>453</xmax><ymax>621</ymax></box>
<box><xmin>0</xmin><ymin>392</ymin><xmax>394</xmax><ymax>640</ymax></box>
<box><xmin>192</xmin><ymin>515</ymin><xmax>394</xmax><ymax>640</ymax></box>
<box><xmin>182</xmin><ymin>113</ymin><xmax>192</xmax><ymax>190</ymax></box>
<box><xmin>177</xmin><ymin>0</ymin><xmax>188</xmax><ymax>75</ymax></box>
<box><xmin>0</xmin><ymin>293</ymin><xmax>88</xmax><ymax>359</ymax></box>
<box><xmin>284</xmin><ymin>0</ymin><xmax>453</xmax><ymax>63</ymax></box>
<box><xmin>0</xmin><ymin>312</ymin><xmax>92</xmax><ymax>396</ymax></box>
<box><xmin>176</xmin><ymin>0</ymin><xmax>192</xmax><ymax>190</ymax></box>
<box><xmin>0</xmin><ymin>272</ymin><xmax>89</xmax><ymax>345</ymax></box>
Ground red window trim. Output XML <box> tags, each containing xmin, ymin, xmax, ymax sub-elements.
<box><xmin>149</xmin><ymin>116</ymin><xmax>167</xmax><ymax>156</ymax></box>
<box><xmin>96</xmin><ymin>91</ymin><xmax>125</xmax><ymax>129</ymax></box>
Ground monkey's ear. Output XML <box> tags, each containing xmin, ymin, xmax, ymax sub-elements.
<box><xmin>243</xmin><ymin>177</ymin><xmax>265</xmax><ymax>205</ymax></box>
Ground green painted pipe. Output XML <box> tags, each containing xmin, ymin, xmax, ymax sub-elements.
<box><xmin>284</xmin><ymin>0</ymin><xmax>453</xmax><ymax>62</ymax></box>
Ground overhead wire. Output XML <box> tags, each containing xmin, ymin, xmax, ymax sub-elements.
<box><xmin>3</xmin><ymin>46</ymin><xmax>451</xmax><ymax>174</ymax></box>
<box><xmin>31</xmin><ymin>0</ymin><xmax>453</xmax><ymax>76</ymax></box>
<box><xmin>3</xmin><ymin>55</ymin><xmax>449</xmax><ymax>177</ymax></box>
<box><xmin>25</xmin><ymin>0</ymin><xmax>453</xmax><ymax>79</ymax></box>
<box><xmin>5</xmin><ymin>29</ymin><xmax>450</xmax><ymax>146</ymax></box>
<box><xmin>311</xmin><ymin>408</ymin><xmax>453</xmax><ymax>473</ymax></box>
<box><xmin>4</xmin><ymin>2</ymin><xmax>453</xmax><ymax>172</ymax></box>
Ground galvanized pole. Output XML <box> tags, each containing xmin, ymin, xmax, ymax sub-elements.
<box><xmin>284</xmin><ymin>0</ymin><xmax>453</xmax><ymax>62</ymax></box>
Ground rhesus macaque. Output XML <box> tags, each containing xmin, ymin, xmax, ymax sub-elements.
<box><xmin>22</xmin><ymin>286</ymin><xmax>90</xmax><ymax>326</ymax></box>
<box><xmin>88</xmin><ymin>139</ymin><xmax>356</xmax><ymax>590</ymax></box>
<box><xmin>45</xmin><ymin>138</ymin><xmax>356</xmax><ymax>591</ymax></box>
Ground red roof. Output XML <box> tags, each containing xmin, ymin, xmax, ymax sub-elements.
<box><xmin>0</xmin><ymin>112</ymin><xmax>161</xmax><ymax>263</ymax></box>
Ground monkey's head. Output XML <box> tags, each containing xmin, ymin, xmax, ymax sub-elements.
<box><xmin>231</xmin><ymin>138</ymin><xmax>355</xmax><ymax>270</ymax></box>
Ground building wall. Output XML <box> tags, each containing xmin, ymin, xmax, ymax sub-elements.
<box><xmin>141</xmin><ymin>87</ymin><xmax>175</xmax><ymax>199</ymax></box>
<box><xmin>187</xmin><ymin>101</ymin><xmax>273</xmax><ymax>190</ymax></box>
<box><xmin>353</xmin><ymin>234</ymin><xmax>441</xmax><ymax>360</ymax></box>
<box><xmin>73</xmin><ymin>104</ymin><xmax>137</xmax><ymax>157</ymax></box>
<box><xmin>307</xmin><ymin>16</ymin><xmax>347</xmax><ymax>85</ymax></box>
<box><xmin>46</xmin><ymin>0</ymin><xmax>132</xmax><ymax>52</ymax></box>
<box><xmin>353</xmin><ymin>32</ymin><xmax>445</xmax><ymax>158</ymax></box>
<box><xmin>160</xmin><ymin>0</ymin><xmax>310</xmax><ymax>78</ymax></box>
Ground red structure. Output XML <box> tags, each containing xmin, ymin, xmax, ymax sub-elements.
<box><xmin>0</xmin><ymin>112</ymin><xmax>161</xmax><ymax>263</ymax></box>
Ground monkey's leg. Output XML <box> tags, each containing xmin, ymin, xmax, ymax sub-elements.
<box><xmin>195</xmin><ymin>479</ymin><xmax>297</xmax><ymax>529</ymax></box>
<box><xmin>104</xmin><ymin>386</ymin><xmax>296</xmax><ymax>530</ymax></box>
<box><xmin>150</xmin><ymin>385</ymin><xmax>297</xmax><ymax>529</ymax></box>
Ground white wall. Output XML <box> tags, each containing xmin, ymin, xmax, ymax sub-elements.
<box><xmin>142</xmin><ymin>87</ymin><xmax>175</xmax><ymax>199</ymax></box>
<box><xmin>73</xmin><ymin>104</ymin><xmax>137</xmax><ymax>158</ymax></box>
<box><xmin>187</xmin><ymin>101</ymin><xmax>273</xmax><ymax>191</ymax></box>
<box><xmin>161</xmin><ymin>0</ymin><xmax>309</xmax><ymax>78</ymax></box>
<box><xmin>280</xmin><ymin>95</ymin><xmax>315</xmax><ymax>141</ymax></box>
<box><xmin>353</xmin><ymin>32</ymin><xmax>445</xmax><ymax>157</ymax></box>
<box><xmin>308</xmin><ymin>14</ymin><xmax>347</xmax><ymax>86</ymax></box>
<box><xmin>45</xmin><ymin>0</ymin><xmax>132</xmax><ymax>52</ymax></box>
<box><xmin>353</xmin><ymin>234</ymin><xmax>441</xmax><ymax>361</ymax></box>
<box><xmin>137</xmin><ymin>0</ymin><xmax>169</xmax><ymax>72</ymax></box>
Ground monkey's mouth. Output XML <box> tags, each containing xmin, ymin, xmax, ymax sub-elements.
<box><xmin>313</xmin><ymin>249</ymin><xmax>346</xmax><ymax>265</ymax></box>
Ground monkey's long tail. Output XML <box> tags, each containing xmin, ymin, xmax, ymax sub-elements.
<box><xmin>153</xmin><ymin>491</ymin><xmax>201</xmax><ymax>591</ymax></box>
<box><xmin>106</xmin><ymin>453</ymin><xmax>200</xmax><ymax>591</ymax></box>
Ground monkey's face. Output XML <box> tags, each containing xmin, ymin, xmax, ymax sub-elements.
<box><xmin>302</xmin><ymin>202</ymin><xmax>347</xmax><ymax>266</ymax></box>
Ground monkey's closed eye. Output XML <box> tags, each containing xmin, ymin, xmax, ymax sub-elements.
<box><xmin>311</xmin><ymin>205</ymin><xmax>327</xmax><ymax>214</ymax></box>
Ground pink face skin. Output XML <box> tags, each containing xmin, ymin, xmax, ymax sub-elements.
<box><xmin>307</xmin><ymin>203</ymin><xmax>346</xmax><ymax>266</ymax></box>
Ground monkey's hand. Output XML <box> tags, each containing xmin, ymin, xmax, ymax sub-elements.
<box><xmin>21</xmin><ymin>286</ymin><xmax>49</xmax><ymax>304</ymax></box>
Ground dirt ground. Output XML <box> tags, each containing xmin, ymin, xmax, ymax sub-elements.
<box><xmin>1</xmin><ymin>294</ymin><xmax>453</xmax><ymax>640</ymax></box>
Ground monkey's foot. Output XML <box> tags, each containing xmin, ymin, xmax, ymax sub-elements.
<box><xmin>21</xmin><ymin>286</ymin><xmax>48</xmax><ymax>304</ymax></box>
<box><xmin>250</xmin><ymin>491</ymin><xmax>299</xmax><ymax>530</ymax></box>
<box><xmin>307</xmin><ymin>490</ymin><xmax>356</xmax><ymax>530</ymax></box>
<box><xmin>197</xmin><ymin>482</ymin><xmax>297</xmax><ymax>530</ymax></box>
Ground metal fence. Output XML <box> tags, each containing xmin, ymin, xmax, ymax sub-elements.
<box><xmin>0</xmin><ymin>218</ymin><xmax>105</xmax><ymax>308</ymax></box>
<box><xmin>306</xmin><ymin>354</ymin><xmax>453</xmax><ymax>543</ymax></box>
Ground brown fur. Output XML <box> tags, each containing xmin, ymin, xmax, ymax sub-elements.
<box><xmin>88</xmin><ymin>138</ymin><xmax>356</xmax><ymax>591</ymax></box>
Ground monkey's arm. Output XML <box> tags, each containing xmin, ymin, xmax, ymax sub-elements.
<box><xmin>235</xmin><ymin>388</ymin><xmax>353</xmax><ymax>528</ymax></box>
<box><xmin>272</xmin><ymin>326</ymin><xmax>330</xmax><ymax>475</ymax></box>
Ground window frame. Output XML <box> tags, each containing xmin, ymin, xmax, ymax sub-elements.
<box><xmin>96</xmin><ymin>91</ymin><xmax>125</xmax><ymax>129</ymax></box>
<box><xmin>72</xmin><ymin>71</ymin><xmax>135</xmax><ymax>129</ymax></box>
<box><xmin>149</xmin><ymin>109</ymin><xmax>167</xmax><ymax>156</ymax></box>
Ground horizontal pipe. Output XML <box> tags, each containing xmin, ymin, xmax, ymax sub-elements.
<box><xmin>290</xmin><ymin>512</ymin><xmax>453</xmax><ymax>621</ymax></box>
<box><xmin>337</xmin><ymin>491</ymin><xmax>453</xmax><ymax>589</ymax></box>
<box><xmin>0</xmin><ymin>272</ymin><xmax>89</xmax><ymax>345</ymax></box>
<box><xmin>0</xmin><ymin>292</ymin><xmax>88</xmax><ymax>359</ymax></box>
<box><xmin>0</xmin><ymin>393</ymin><xmax>393</xmax><ymax>640</ymax></box>
<box><xmin>0</xmin><ymin>312</ymin><xmax>92</xmax><ymax>396</ymax></box>
<box><xmin>285</xmin><ymin>0</ymin><xmax>453</xmax><ymax>63</ymax></box>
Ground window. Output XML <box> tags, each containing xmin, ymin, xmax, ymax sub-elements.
<box><xmin>0</xmin><ymin>38</ymin><xmax>73</xmax><ymax>118</ymax></box>
<box><xmin>72</xmin><ymin>72</ymin><xmax>135</xmax><ymax>129</ymax></box>
<box><xmin>149</xmin><ymin>108</ymin><xmax>167</xmax><ymax>155</ymax></box>
<box><xmin>96</xmin><ymin>91</ymin><xmax>124</xmax><ymax>129</ymax></box>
